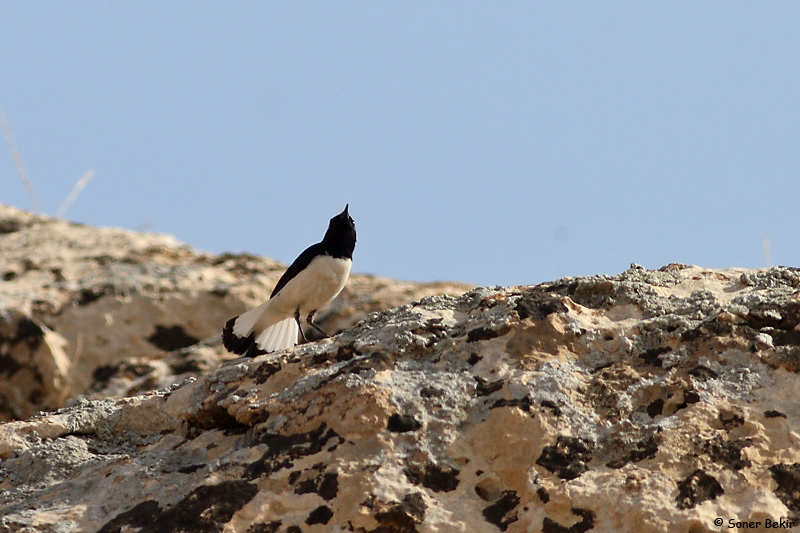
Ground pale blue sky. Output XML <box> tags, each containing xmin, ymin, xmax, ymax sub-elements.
<box><xmin>2</xmin><ymin>3</ymin><xmax>799</xmax><ymax>286</ymax></box>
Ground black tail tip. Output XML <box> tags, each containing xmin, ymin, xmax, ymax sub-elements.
<box><xmin>222</xmin><ymin>316</ymin><xmax>266</xmax><ymax>357</ymax></box>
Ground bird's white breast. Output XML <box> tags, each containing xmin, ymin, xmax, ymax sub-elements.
<box><xmin>270</xmin><ymin>255</ymin><xmax>352</xmax><ymax>317</ymax></box>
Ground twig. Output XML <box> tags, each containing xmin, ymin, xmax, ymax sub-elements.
<box><xmin>0</xmin><ymin>107</ymin><xmax>39</xmax><ymax>213</ymax></box>
<box><xmin>763</xmin><ymin>235</ymin><xmax>772</xmax><ymax>268</ymax></box>
<box><xmin>56</xmin><ymin>169</ymin><xmax>95</xmax><ymax>218</ymax></box>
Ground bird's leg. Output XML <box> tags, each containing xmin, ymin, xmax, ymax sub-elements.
<box><xmin>307</xmin><ymin>310</ymin><xmax>329</xmax><ymax>338</ymax></box>
<box><xmin>294</xmin><ymin>307</ymin><xmax>308</xmax><ymax>343</ymax></box>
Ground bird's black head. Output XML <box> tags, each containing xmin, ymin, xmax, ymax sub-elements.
<box><xmin>322</xmin><ymin>204</ymin><xmax>356</xmax><ymax>259</ymax></box>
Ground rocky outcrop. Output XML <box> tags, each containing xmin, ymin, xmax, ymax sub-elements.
<box><xmin>2</xmin><ymin>254</ymin><xmax>800</xmax><ymax>532</ymax></box>
<box><xmin>0</xmin><ymin>204</ymin><xmax>471</xmax><ymax>420</ymax></box>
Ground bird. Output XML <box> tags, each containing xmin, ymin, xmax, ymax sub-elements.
<box><xmin>222</xmin><ymin>205</ymin><xmax>356</xmax><ymax>357</ymax></box>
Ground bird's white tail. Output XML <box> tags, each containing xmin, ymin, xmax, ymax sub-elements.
<box><xmin>231</xmin><ymin>301</ymin><xmax>270</xmax><ymax>338</ymax></box>
<box><xmin>222</xmin><ymin>302</ymin><xmax>300</xmax><ymax>356</ymax></box>
<box><xmin>255</xmin><ymin>317</ymin><xmax>300</xmax><ymax>353</ymax></box>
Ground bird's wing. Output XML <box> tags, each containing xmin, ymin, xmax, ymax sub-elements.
<box><xmin>270</xmin><ymin>242</ymin><xmax>325</xmax><ymax>298</ymax></box>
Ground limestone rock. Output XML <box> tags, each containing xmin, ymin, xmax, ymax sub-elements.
<box><xmin>0</xmin><ymin>310</ymin><xmax>71</xmax><ymax>420</ymax></box>
<box><xmin>0</xmin><ymin>204</ymin><xmax>471</xmax><ymax>419</ymax></box>
<box><xmin>2</xmin><ymin>261</ymin><xmax>800</xmax><ymax>532</ymax></box>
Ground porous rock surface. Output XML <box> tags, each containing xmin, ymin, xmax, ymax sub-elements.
<box><xmin>0</xmin><ymin>204</ymin><xmax>471</xmax><ymax>420</ymax></box>
<box><xmin>2</xmin><ymin>207</ymin><xmax>800</xmax><ymax>532</ymax></box>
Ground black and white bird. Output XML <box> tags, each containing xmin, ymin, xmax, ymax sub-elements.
<box><xmin>222</xmin><ymin>205</ymin><xmax>356</xmax><ymax>356</ymax></box>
